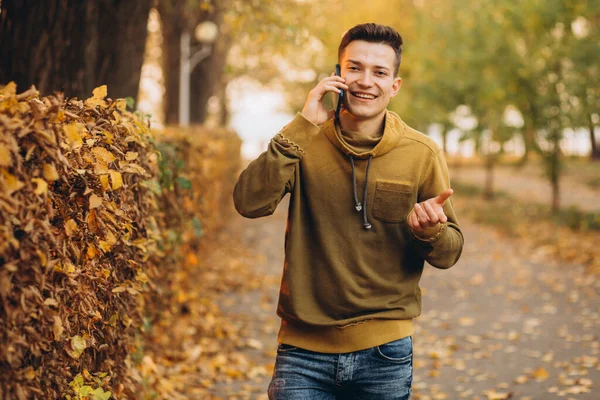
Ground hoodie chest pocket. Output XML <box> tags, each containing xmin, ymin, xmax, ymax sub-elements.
<box><xmin>372</xmin><ymin>181</ymin><xmax>415</xmax><ymax>223</ymax></box>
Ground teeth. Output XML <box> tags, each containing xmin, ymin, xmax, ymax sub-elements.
<box><xmin>354</xmin><ymin>93</ymin><xmax>375</xmax><ymax>99</ymax></box>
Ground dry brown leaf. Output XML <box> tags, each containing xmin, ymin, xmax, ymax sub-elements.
<box><xmin>89</xmin><ymin>194</ymin><xmax>103</xmax><ymax>209</ymax></box>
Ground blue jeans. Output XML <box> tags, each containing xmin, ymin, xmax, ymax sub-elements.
<box><xmin>268</xmin><ymin>336</ymin><xmax>413</xmax><ymax>399</ymax></box>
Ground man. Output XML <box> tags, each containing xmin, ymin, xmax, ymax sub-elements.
<box><xmin>233</xmin><ymin>23</ymin><xmax>463</xmax><ymax>399</ymax></box>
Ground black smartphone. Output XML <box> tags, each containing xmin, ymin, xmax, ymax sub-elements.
<box><xmin>335</xmin><ymin>63</ymin><xmax>344</xmax><ymax>121</ymax></box>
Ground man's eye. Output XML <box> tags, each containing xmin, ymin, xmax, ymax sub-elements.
<box><xmin>348</xmin><ymin>66</ymin><xmax>359</xmax><ymax>71</ymax></box>
<box><xmin>376</xmin><ymin>71</ymin><xmax>387</xmax><ymax>76</ymax></box>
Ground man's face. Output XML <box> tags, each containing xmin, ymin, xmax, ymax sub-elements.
<box><xmin>339</xmin><ymin>40</ymin><xmax>402</xmax><ymax>120</ymax></box>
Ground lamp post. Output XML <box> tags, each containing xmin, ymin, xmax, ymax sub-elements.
<box><xmin>179</xmin><ymin>20</ymin><xmax>218</xmax><ymax>126</ymax></box>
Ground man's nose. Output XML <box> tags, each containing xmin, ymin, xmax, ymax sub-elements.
<box><xmin>357</xmin><ymin>72</ymin><xmax>373</xmax><ymax>87</ymax></box>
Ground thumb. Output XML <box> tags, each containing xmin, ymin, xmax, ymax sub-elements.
<box><xmin>435</xmin><ymin>188</ymin><xmax>454</xmax><ymax>205</ymax></box>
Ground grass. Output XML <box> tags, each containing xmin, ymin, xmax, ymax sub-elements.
<box><xmin>448</xmin><ymin>156</ymin><xmax>600</xmax><ymax>191</ymax></box>
<box><xmin>452</xmin><ymin>181</ymin><xmax>600</xmax><ymax>232</ymax></box>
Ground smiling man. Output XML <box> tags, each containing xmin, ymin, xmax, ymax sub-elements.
<box><xmin>233</xmin><ymin>23</ymin><xmax>464</xmax><ymax>399</ymax></box>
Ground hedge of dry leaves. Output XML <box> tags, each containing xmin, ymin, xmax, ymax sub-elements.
<box><xmin>0</xmin><ymin>82</ymin><xmax>242</xmax><ymax>399</ymax></box>
<box><xmin>139</xmin><ymin>125</ymin><xmax>242</xmax><ymax>353</ymax></box>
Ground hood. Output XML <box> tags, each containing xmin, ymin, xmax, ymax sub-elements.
<box><xmin>322</xmin><ymin>109</ymin><xmax>407</xmax><ymax>159</ymax></box>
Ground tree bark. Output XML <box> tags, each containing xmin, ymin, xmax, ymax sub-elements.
<box><xmin>550</xmin><ymin>139</ymin><xmax>561</xmax><ymax>213</ymax></box>
<box><xmin>0</xmin><ymin>0</ymin><xmax>151</xmax><ymax>101</ymax></box>
<box><xmin>95</xmin><ymin>0</ymin><xmax>153</xmax><ymax>101</ymax></box>
<box><xmin>189</xmin><ymin>10</ymin><xmax>231</xmax><ymax>124</ymax></box>
<box><xmin>156</xmin><ymin>2</ymin><xmax>183</xmax><ymax>125</ymax></box>
<box><xmin>0</xmin><ymin>0</ymin><xmax>89</xmax><ymax>98</ymax></box>
<box><xmin>440</xmin><ymin>122</ymin><xmax>449</xmax><ymax>155</ymax></box>
<box><xmin>590</xmin><ymin>113</ymin><xmax>599</xmax><ymax>161</ymax></box>
<box><xmin>483</xmin><ymin>154</ymin><xmax>495</xmax><ymax>200</ymax></box>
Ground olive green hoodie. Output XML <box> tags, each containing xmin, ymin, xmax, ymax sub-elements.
<box><xmin>233</xmin><ymin>111</ymin><xmax>463</xmax><ymax>353</ymax></box>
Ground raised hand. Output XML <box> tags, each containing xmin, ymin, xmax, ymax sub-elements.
<box><xmin>301</xmin><ymin>73</ymin><xmax>348</xmax><ymax>126</ymax></box>
<box><xmin>408</xmin><ymin>189</ymin><xmax>453</xmax><ymax>234</ymax></box>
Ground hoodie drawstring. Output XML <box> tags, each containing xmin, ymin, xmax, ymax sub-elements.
<box><xmin>348</xmin><ymin>154</ymin><xmax>373</xmax><ymax>230</ymax></box>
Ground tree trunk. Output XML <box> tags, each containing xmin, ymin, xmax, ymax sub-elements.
<box><xmin>0</xmin><ymin>0</ymin><xmax>89</xmax><ymax>98</ymax></box>
<box><xmin>590</xmin><ymin>113</ymin><xmax>599</xmax><ymax>161</ymax></box>
<box><xmin>189</xmin><ymin>16</ymin><xmax>231</xmax><ymax>124</ymax></box>
<box><xmin>220</xmin><ymin>78</ymin><xmax>230</xmax><ymax>127</ymax></box>
<box><xmin>157</xmin><ymin>2</ymin><xmax>183</xmax><ymax>125</ymax></box>
<box><xmin>441</xmin><ymin>122</ymin><xmax>449</xmax><ymax>155</ymax></box>
<box><xmin>483</xmin><ymin>154</ymin><xmax>495</xmax><ymax>200</ymax></box>
<box><xmin>0</xmin><ymin>0</ymin><xmax>150</xmax><ymax>101</ymax></box>
<box><xmin>95</xmin><ymin>0</ymin><xmax>152</xmax><ymax>101</ymax></box>
<box><xmin>550</xmin><ymin>140</ymin><xmax>561</xmax><ymax>213</ymax></box>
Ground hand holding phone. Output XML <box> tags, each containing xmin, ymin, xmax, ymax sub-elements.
<box><xmin>301</xmin><ymin>65</ymin><xmax>348</xmax><ymax>126</ymax></box>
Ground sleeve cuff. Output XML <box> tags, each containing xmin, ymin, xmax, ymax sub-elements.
<box><xmin>408</xmin><ymin>209</ymin><xmax>447</xmax><ymax>243</ymax></box>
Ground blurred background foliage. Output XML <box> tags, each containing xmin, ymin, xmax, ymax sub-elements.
<box><xmin>1</xmin><ymin>0</ymin><xmax>598</xmax><ymax>211</ymax></box>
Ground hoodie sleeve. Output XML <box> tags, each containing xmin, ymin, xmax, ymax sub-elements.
<box><xmin>233</xmin><ymin>113</ymin><xmax>320</xmax><ymax>218</ymax></box>
<box><xmin>410</xmin><ymin>148</ymin><xmax>464</xmax><ymax>269</ymax></box>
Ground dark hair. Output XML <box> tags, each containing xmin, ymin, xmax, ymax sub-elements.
<box><xmin>338</xmin><ymin>23</ymin><xmax>404</xmax><ymax>76</ymax></box>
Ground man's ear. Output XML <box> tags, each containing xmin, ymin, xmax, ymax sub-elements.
<box><xmin>391</xmin><ymin>77</ymin><xmax>402</xmax><ymax>97</ymax></box>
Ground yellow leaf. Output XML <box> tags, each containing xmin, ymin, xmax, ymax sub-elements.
<box><xmin>43</xmin><ymin>163</ymin><xmax>60</xmax><ymax>181</ymax></box>
<box><xmin>1</xmin><ymin>169</ymin><xmax>25</xmax><ymax>195</ymax></box>
<box><xmin>85</xmin><ymin>85</ymin><xmax>108</xmax><ymax>107</ymax></box>
<box><xmin>105</xmin><ymin>230</ymin><xmax>117</xmax><ymax>246</ymax></box>
<box><xmin>63</xmin><ymin>122</ymin><xmax>86</xmax><ymax>149</ymax></box>
<box><xmin>0</xmin><ymin>144</ymin><xmax>12</xmax><ymax>167</ymax></box>
<box><xmin>110</xmin><ymin>170</ymin><xmax>123</xmax><ymax>190</ymax></box>
<box><xmin>532</xmin><ymin>367</ymin><xmax>549</xmax><ymax>381</ymax></box>
<box><xmin>99</xmin><ymin>240</ymin><xmax>112</xmax><ymax>252</ymax></box>
<box><xmin>486</xmin><ymin>390</ymin><xmax>512</xmax><ymax>400</ymax></box>
<box><xmin>135</xmin><ymin>271</ymin><xmax>149</xmax><ymax>284</ymax></box>
<box><xmin>99</xmin><ymin>174</ymin><xmax>110</xmax><ymax>191</ymax></box>
<box><xmin>95</xmin><ymin>163</ymin><xmax>109</xmax><ymax>175</ymax></box>
<box><xmin>125</xmin><ymin>151</ymin><xmax>138</xmax><ymax>161</ymax></box>
<box><xmin>31</xmin><ymin>178</ymin><xmax>48</xmax><ymax>195</ymax></box>
<box><xmin>54</xmin><ymin>109</ymin><xmax>66</xmax><ymax>123</ymax></box>
<box><xmin>24</xmin><ymin>366</ymin><xmax>36</xmax><ymax>381</ymax></box>
<box><xmin>64</xmin><ymin>219</ymin><xmax>78</xmax><ymax>237</ymax></box>
<box><xmin>0</xmin><ymin>81</ymin><xmax>17</xmax><ymax>97</ymax></box>
<box><xmin>67</xmin><ymin>335</ymin><xmax>87</xmax><ymax>359</ymax></box>
<box><xmin>101</xmin><ymin>129</ymin><xmax>114</xmax><ymax>144</ymax></box>
<box><xmin>87</xmin><ymin>244</ymin><xmax>98</xmax><ymax>259</ymax></box>
<box><xmin>91</xmin><ymin>147</ymin><xmax>116</xmax><ymax>164</ymax></box>
<box><xmin>115</xmin><ymin>98</ymin><xmax>126</xmax><ymax>111</ymax></box>
<box><xmin>89</xmin><ymin>194</ymin><xmax>103</xmax><ymax>209</ymax></box>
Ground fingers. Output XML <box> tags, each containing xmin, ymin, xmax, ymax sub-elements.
<box><xmin>425</xmin><ymin>200</ymin><xmax>447</xmax><ymax>223</ymax></box>
<box><xmin>435</xmin><ymin>188</ymin><xmax>454</xmax><ymax>206</ymax></box>
<box><xmin>408</xmin><ymin>209</ymin><xmax>421</xmax><ymax>230</ymax></box>
<box><xmin>413</xmin><ymin>203</ymin><xmax>430</xmax><ymax>226</ymax></box>
<box><xmin>414</xmin><ymin>201</ymin><xmax>448</xmax><ymax>228</ymax></box>
<box><xmin>423</xmin><ymin>201</ymin><xmax>440</xmax><ymax>224</ymax></box>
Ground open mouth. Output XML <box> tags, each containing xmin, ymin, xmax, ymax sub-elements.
<box><xmin>351</xmin><ymin>92</ymin><xmax>378</xmax><ymax>101</ymax></box>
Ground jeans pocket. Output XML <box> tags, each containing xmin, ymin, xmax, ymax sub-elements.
<box><xmin>277</xmin><ymin>343</ymin><xmax>299</xmax><ymax>353</ymax></box>
<box><xmin>375</xmin><ymin>336</ymin><xmax>413</xmax><ymax>363</ymax></box>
